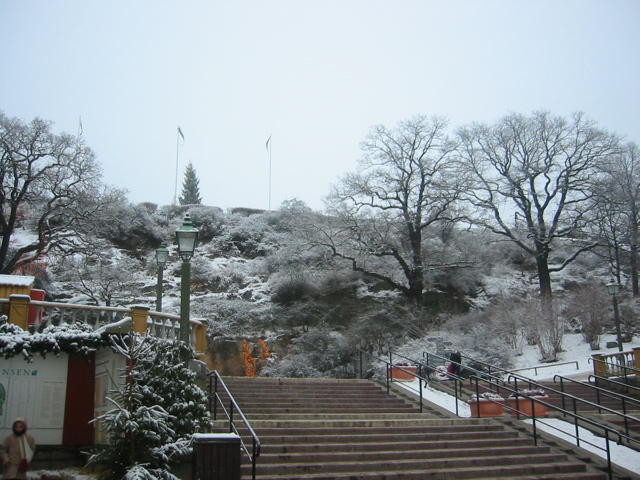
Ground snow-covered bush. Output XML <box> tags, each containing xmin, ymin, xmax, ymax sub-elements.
<box><xmin>261</xmin><ymin>355</ymin><xmax>323</xmax><ymax>378</ymax></box>
<box><xmin>261</xmin><ymin>328</ymin><xmax>355</xmax><ymax>378</ymax></box>
<box><xmin>185</xmin><ymin>205</ymin><xmax>226</xmax><ymax>241</ymax></box>
<box><xmin>211</xmin><ymin>213</ymin><xmax>281</xmax><ymax>259</ymax></box>
<box><xmin>0</xmin><ymin>317</ymin><xmax>109</xmax><ymax>361</ymax></box>
<box><xmin>619</xmin><ymin>303</ymin><xmax>639</xmax><ymax>341</ymax></box>
<box><xmin>270</xmin><ymin>270</ymin><xmax>317</xmax><ymax>304</ymax></box>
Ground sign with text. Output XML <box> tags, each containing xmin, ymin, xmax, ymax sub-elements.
<box><xmin>0</xmin><ymin>355</ymin><xmax>68</xmax><ymax>444</ymax></box>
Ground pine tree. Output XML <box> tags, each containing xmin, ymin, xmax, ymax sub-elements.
<box><xmin>88</xmin><ymin>334</ymin><xmax>210</xmax><ymax>479</ymax></box>
<box><xmin>178</xmin><ymin>162</ymin><xmax>202</xmax><ymax>205</ymax></box>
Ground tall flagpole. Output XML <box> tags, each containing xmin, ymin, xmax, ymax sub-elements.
<box><xmin>266</xmin><ymin>134</ymin><xmax>272</xmax><ymax>210</ymax></box>
<box><xmin>174</xmin><ymin>126</ymin><xmax>184</xmax><ymax>205</ymax></box>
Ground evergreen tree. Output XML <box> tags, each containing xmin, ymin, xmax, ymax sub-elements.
<box><xmin>88</xmin><ymin>334</ymin><xmax>210</xmax><ymax>479</ymax></box>
<box><xmin>179</xmin><ymin>162</ymin><xmax>202</xmax><ymax>205</ymax></box>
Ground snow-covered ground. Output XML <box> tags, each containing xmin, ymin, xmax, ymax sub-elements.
<box><xmin>398</xmin><ymin>332</ymin><xmax>640</xmax><ymax>474</ymax></box>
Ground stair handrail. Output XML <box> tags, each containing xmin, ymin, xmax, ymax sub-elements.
<box><xmin>557</xmin><ymin>374</ymin><xmax>640</xmax><ymax>410</ymax></box>
<box><xmin>208</xmin><ymin>371</ymin><xmax>260</xmax><ymax>480</ymax></box>
<box><xmin>422</xmin><ymin>347</ymin><xmax>581</xmax><ymax>379</ymax></box>
<box><xmin>475</xmin><ymin>373</ymin><xmax>630</xmax><ymax>480</ymax></box>
<box><xmin>551</xmin><ymin>374</ymin><xmax>640</xmax><ymax>438</ymax></box>
<box><xmin>451</xmin><ymin>357</ymin><xmax>640</xmax><ymax>447</ymax></box>
<box><xmin>356</xmin><ymin>349</ymin><xmax>434</xmax><ymax>414</ymax></box>
<box><xmin>506</xmin><ymin>372</ymin><xmax>640</xmax><ymax>440</ymax></box>
<box><xmin>587</xmin><ymin>374</ymin><xmax>640</xmax><ymax>398</ymax></box>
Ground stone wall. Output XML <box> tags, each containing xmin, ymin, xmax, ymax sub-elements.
<box><xmin>206</xmin><ymin>336</ymin><xmax>290</xmax><ymax>376</ymax></box>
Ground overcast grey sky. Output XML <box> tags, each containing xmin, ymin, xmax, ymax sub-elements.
<box><xmin>1</xmin><ymin>1</ymin><xmax>639</xmax><ymax>211</ymax></box>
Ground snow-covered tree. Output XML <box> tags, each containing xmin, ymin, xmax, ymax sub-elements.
<box><xmin>0</xmin><ymin>111</ymin><xmax>123</xmax><ymax>274</ymax></box>
<box><xmin>323</xmin><ymin>115</ymin><xmax>468</xmax><ymax>306</ymax></box>
<box><xmin>88</xmin><ymin>334</ymin><xmax>210</xmax><ymax>479</ymax></box>
<box><xmin>53</xmin><ymin>253</ymin><xmax>143</xmax><ymax>306</ymax></box>
<box><xmin>457</xmin><ymin>111</ymin><xmax>620</xmax><ymax>314</ymax></box>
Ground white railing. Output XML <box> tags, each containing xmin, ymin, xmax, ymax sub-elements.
<box><xmin>0</xmin><ymin>297</ymin><xmax>205</xmax><ymax>352</ymax></box>
<box><xmin>31</xmin><ymin>300</ymin><xmax>130</xmax><ymax>331</ymax></box>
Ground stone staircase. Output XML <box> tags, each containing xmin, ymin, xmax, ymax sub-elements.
<box><xmin>214</xmin><ymin>376</ymin><xmax>615</xmax><ymax>479</ymax></box>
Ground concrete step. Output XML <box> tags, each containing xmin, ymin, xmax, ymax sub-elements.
<box><xmin>256</xmin><ymin>444</ymin><xmax>554</xmax><ymax>464</ymax></box>
<box><xmin>246</xmin><ymin>459</ymin><xmax>600</xmax><ymax>479</ymax></box>
<box><xmin>258</xmin><ymin>436</ymin><xmax>534</xmax><ymax>455</ymax></box>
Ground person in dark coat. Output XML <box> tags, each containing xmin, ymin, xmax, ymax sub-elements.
<box><xmin>449</xmin><ymin>349</ymin><xmax>462</xmax><ymax>377</ymax></box>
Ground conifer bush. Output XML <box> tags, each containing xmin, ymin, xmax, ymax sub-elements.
<box><xmin>88</xmin><ymin>334</ymin><xmax>211</xmax><ymax>479</ymax></box>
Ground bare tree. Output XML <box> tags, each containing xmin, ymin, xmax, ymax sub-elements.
<box><xmin>321</xmin><ymin>115</ymin><xmax>468</xmax><ymax>305</ymax></box>
<box><xmin>457</xmin><ymin>111</ymin><xmax>620</xmax><ymax>313</ymax></box>
<box><xmin>0</xmin><ymin>111</ymin><xmax>121</xmax><ymax>274</ymax></box>
<box><xmin>593</xmin><ymin>142</ymin><xmax>640</xmax><ymax>295</ymax></box>
<box><xmin>54</xmin><ymin>253</ymin><xmax>142</xmax><ymax>306</ymax></box>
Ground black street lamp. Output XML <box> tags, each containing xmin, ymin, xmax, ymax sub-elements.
<box><xmin>175</xmin><ymin>214</ymin><xmax>199</xmax><ymax>344</ymax></box>
<box><xmin>606</xmin><ymin>278</ymin><xmax>624</xmax><ymax>352</ymax></box>
<box><xmin>155</xmin><ymin>243</ymin><xmax>169</xmax><ymax>312</ymax></box>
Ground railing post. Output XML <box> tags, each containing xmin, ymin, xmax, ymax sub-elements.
<box><xmin>633</xmin><ymin>347</ymin><xmax>640</xmax><ymax>371</ymax></box>
<box><xmin>131</xmin><ymin>305</ymin><xmax>150</xmax><ymax>334</ymax></box>
<box><xmin>194</xmin><ymin>320</ymin><xmax>208</xmax><ymax>360</ymax></box>
<box><xmin>591</xmin><ymin>353</ymin><xmax>605</xmax><ymax>377</ymax></box>
<box><xmin>8</xmin><ymin>294</ymin><xmax>30</xmax><ymax>330</ymax></box>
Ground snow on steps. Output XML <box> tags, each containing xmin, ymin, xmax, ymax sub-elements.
<box><xmin>214</xmin><ymin>376</ymin><xmax>609</xmax><ymax>480</ymax></box>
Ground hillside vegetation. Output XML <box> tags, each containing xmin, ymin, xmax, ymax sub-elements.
<box><xmin>14</xmin><ymin>200</ymin><xmax>631</xmax><ymax>377</ymax></box>
<box><xmin>4</xmin><ymin>110</ymin><xmax>639</xmax><ymax>378</ymax></box>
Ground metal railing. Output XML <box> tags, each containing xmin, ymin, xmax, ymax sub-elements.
<box><xmin>551</xmin><ymin>374</ymin><xmax>640</xmax><ymax>438</ymax></box>
<box><xmin>356</xmin><ymin>348</ymin><xmax>637</xmax><ymax>480</ymax></box>
<box><xmin>356</xmin><ymin>349</ymin><xmax>433</xmax><ymax>414</ymax></box>
<box><xmin>589</xmin><ymin>374</ymin><xmax>640</xmax><ymax>398</ymax></box>
<box><xmin>208</xmin><ymin>371</ymin><xmax>260</xmax><ymax>480</ymax></box>
<box><xmin>484</xmin><ymin>373</ymin><xmax>632</xmax><ymax>480</ymax></box>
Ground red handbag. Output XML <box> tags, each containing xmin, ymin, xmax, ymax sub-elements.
<box><xmin>18</xmin><ymin>458</ymin><xmax>28</xmax><ymax>472</ymax></box>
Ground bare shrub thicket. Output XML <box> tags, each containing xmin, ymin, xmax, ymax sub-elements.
<box><xmin>619</xmin><ymin>303</ymin><xmax>639</xmax><ymax>342</ymax></box>
<box><xmin>563</xmin><ymin>284</ymin><xmax>608</xmax><ymax>350</ymax></box>
<box><xmin>485</xmin><ymin>296</ymin><xmax>530</xmax><ymax>355</ymax></box>
<box><xmin>520</xmin><ymin>298</ymin><xmax>564</xmax><ymax>362</ymax></box>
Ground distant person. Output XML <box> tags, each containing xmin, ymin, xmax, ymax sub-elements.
<box><xmin>1</xmin><ymin>418</ymin><xmax>35</xmax><ymax>480</ymax></box>
<box><xmin>449</xmin><ymin>349</ymin><xmax>462</xmax><ymax>377</ymax></box>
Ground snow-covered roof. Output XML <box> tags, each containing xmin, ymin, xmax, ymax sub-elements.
<box><xmin>0</xmin><ymin>275</ymin><xmax>35</xmax><ymax>287</ymax></box>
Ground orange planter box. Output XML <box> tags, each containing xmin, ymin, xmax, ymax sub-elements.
<box><xmin>507</xmin><ymin>396</ymin><xmax>549</xmax><ymax>417</ymax></box>
<box><xmin>388</xmin><ymin>365</ymin><xmax>417</xmax><ymax>381</ymax></box>
<box><xmin>468</xmin><ymin>398</ymin><xmax>505</xmax><ymax>417</ymax></box>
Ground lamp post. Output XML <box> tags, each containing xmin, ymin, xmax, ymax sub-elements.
<box><xmin>175</xmin><ymin>214</ymin><xmax>199</xmax><ymax>344</ymax></box>
<box><xmin>155</xmin><ymin>244</ymin><xmax>169</xmax><ymax>312</ymax></box>
<box><xmin>606</xmin><ymin>278</ymin><xmax>624</xmax><ymax>352</ymax></box>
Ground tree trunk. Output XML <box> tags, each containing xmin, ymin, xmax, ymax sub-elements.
<box><xmin>630</xmin><ymin>211</ymin><xmax>639</xmax><ymax>296</ymax></box>
<box><xmin>536</xmin><ymin>252</ymin><xmax>553</xmax><ymax>317</ymax></box>
<box><xmin>407</xmin><ymin>269</ymin><xmax>424</xmax><ymax>306</ymax></box>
